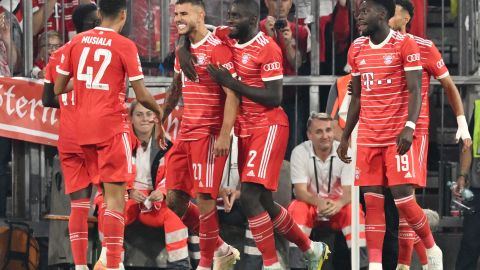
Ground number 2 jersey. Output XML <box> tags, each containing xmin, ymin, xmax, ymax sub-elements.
<box><xmin>348</xmin><ymin>30</ymin><xmax>423</xmax><ymax>147</ymax></box>
<box><xmin>213</xmin><ymin>26</ymin><xmax>289</xmax><ymax>136</ymax></box>
<box><xmin>58</xmin><ymin>27</ymin><xmax>144</xmax><ymax>145</ymax></box>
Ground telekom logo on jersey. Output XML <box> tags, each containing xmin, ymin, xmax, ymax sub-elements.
<box><xmin>362</xmin><ymin>72</ymin><xmax>393</xmax><ymax>91</ymax></box>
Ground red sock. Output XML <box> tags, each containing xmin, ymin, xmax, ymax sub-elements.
<box><xmin>247</xmin><ymin>211</ymin><xmax>278</xmax><ymax>266</ymax></box>
<box><xmin>364</xmin><ymin>193</ymin><xmax>386</xmax><ymax>263</ymax></box>
<box><xmin>414</xmin><ymin>235</ymin><xmax>428</xmax><ymax>265</ymax></box>
<box><xmin>181</xmin><ymin>202</ymin><xmax>200</xmax><ymax>235</ymax></box>
<box><xmin>103</xmin><ymin>209</ymin><xmax>125</xmax><ymax>268</ymax></box>
<box><xmin>198</xmin><ymin>209</ymin><xmax>220</xmax><ymax>267</ymax></box>
<box><xmin>394</xmin><ymin>195</ymin><xmax>435</xmax><ymax>249</ymax></box>
<box><xmin>397</xmin><ymin>217</ymin><xmax>415</xmax><ymax>265</ymax></box>
<box><xmin>69</xmin><ymin>198</ymin><xmax>90</xmax><ymax>265</ymax></box>
<box><xmin>272</xmin><ymin>205</ymin><xmax>311</xmax><ymax>252</ymax></box>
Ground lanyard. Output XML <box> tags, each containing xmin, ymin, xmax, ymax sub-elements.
<box><xmin>312</xmin><ymin>155</ymin><xmax>335</xmax><ymax>194</ymax></box>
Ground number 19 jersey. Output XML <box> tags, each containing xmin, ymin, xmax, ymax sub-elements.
<box><xmin>58</xmin><ymin>27</ymin><xmax>144</xmax><ymax>145</ymax></box>
<box><xmin>348</xmin><ymin>30</ymin><xmax>423</xmax><ymax>147</ymax></box>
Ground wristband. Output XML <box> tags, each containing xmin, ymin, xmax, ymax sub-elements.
<box><xmin>457</xmin><ymin>115</ymin><xmax>469</xmax><ymax>130</ymax></box>
<box><xmin>405</xmin><ymin>121</ymin><xmax>416</xmax><ymax>130</ymax></box>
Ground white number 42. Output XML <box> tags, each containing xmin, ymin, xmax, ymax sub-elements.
<box><xmin>77</xmin><ymin>47</ymin><xmax>112</xmax><ymax>90</ymax></box>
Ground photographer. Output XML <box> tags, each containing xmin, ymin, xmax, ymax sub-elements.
<box><xmin>260</xmin><ymin>0</ymin><xmax>310</xmax><ymax>75</ymax></box>
<box><xmin>454</xmin><ymin>101</ymin><xmax>480</xmax><ymax>270</ymax></box>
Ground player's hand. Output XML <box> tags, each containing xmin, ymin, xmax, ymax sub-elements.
<box><xmin>396</xmin><ymin>126</ymin><xmax>414</xmax><ymax>155</ymax></box>
<box><xmin>221</xmin><ymin>188</ymin><xmax>237</xmax><ymax>213</ymax></box>
<box><xmin>129</xmin><ymin>189</ymin><xmax>147</xmax><ymax>203</ymax></box>
<box><xmin>347</xmin><ymin>80</ymin><xmax>353</xmax><ymax>95</ymax></box>
<box><xmin>321</xmin><ymin>199</ymin><xmax>343</xmax><ymax>217</ymax></box>
<box><xmin>149</xmin><ymin>189</ymin><xmax>165</xmax><ymax>202</ymax></box>
<box><xmin>337</xmin><ymin>137</ymin><xmax>351</xmax><ymax>163</ymax></box>
<box><xmin>455</xmin><ymin>115</ymin><xmax>472</xmax><ymax>152</ymax></box>
<box><xmin>177</xmin><ymin>44</ymin><xmax>198</xmax><ymax>82</ymax></box>
<box><xmin>207</xmin><ymin>63</ymin><xmax>232</xmax><ymax>87</ymax></box>
<box><xmin>265</xmin><ymin>16</ymin><xmax>276</xmax><ymax>37</ymax></box>
<box><xmin>280</xmin><ymin>25</ymin><xmax>293</xmax><ymax>43</ymax></box>
<box><xmin>152</xmin><ymin>115</ymin><xmax>167</xmax><ymax>149</ymax></box>
<box><xmin>214</xmin><ymin>134</ymin><xmax>230</xmax><ymax>157</ymax></box>
<box><xmin>453</xmin><ymin>175</ymin><xmax>466</xmax><ymax>200</ymax></box>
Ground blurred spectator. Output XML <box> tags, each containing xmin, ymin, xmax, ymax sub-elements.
<box><xmin>261</xmin><ymin>0</ymin><xmax>310</xmax><ymax>75</ymax></box>
<box><xmin>287</xmin><ymin>112</ymin><xmax>368</xmax><ymax>269</ymax></box>
<box><xmin>0</xmin><ymin>6</ymin><xmax>22</xmax><ymax>76</ymax></box>
<box><xmin>454</xmin><ymin>103</ymin><xmax>480</xmax><ymax>270</ymax></box>
<box><xmin>260</xmin><ymin>0</ymin><xmax>311</xmax><ymax>159</ymax></box>
<box><xmin>32</xmin><ymin>30</ymin><xmax>61</xmax><ymax>79</ymax></box>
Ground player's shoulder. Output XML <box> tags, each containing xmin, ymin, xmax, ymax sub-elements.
<box><xmin>408</xmin><ymin>34</ymin><xmax>435</xmax><ymax>48</ymax></box>
<box><xmin>213</xmin><ymin>26</ymin><xmax>231</xmax><ymax>42</ymax></box>
<box><xmin>351</xmin><ymin>36</ymin><xmax>369</xmax><ymax>49</ymax></box>
<box><xmin>256</xmin><ymin>32</ymin><xmax>276</xmax><ymax>48</ymax></box>
<box><xmin>206</xmin><ymin>32</ymin><xmax>223</xmax><ymax>47</ymax></box>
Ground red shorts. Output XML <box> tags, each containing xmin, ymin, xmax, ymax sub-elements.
<box><xmin>355</xmin><ymin>143</ymin><xmax>422</xmax><ymax>187</ymax></box>
<box><xmin>165</xmin><ymin>135</ymin><xmax>227</xmax><ymax>199</ymax></box>
<box><xmin>81</xmin><ymin>132</ymin><xmax>135</xmax><ymax>184</ymax></box>
<box><xmin>237</xmin><ymin>125</ymin><xmax>288</xmax><ymax>191</ymax></box>
<box><xmin>58</xmin><ymin>151</ymin><xmax>91</xmax><ymax>194</ymax></box>
<box><xmin>415</xmin><ymin>134</ymin><xmax>429</xmax><ymax>187</ymax></box>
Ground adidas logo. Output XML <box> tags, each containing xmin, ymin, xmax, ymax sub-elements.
<box><xmin>247</xmin><ymin>170</ymin><xmax>255</xmax><ymax>177</ymax></box>
<box><xmin>199</xmin><ymin>181</ymin><xmax>204</xmax><ymax>187</ymax></box>
<box><xmin>404</xmin><ymin>172</ymin><xmax>412</xmax><ymax>178</ymax></box>
<box><xmin>359</xmin><ymin>59</ymin><xmax>366</xmax><ymax>65</ymax></box>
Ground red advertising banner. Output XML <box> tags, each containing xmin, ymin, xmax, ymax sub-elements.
<box><xmin>0</xmin><ymin>76</ymin><xmax>182</xmax><ymax>146</ymax></box>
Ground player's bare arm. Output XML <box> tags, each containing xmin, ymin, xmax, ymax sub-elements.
<box><xmin>177</xmin><ymin>35</ymin><xmax>198</xmax><ymax>82</ymax></box>
<box><xmin>162</xmin><ymin>72</ymin><xmax>183</xmax><ymax>123</ymax></box>
<box><xmin>439</xmin><ymin>75</ymin><xmax>472</xmax><ymax>150</ymax></box>
<box><xmin>42</xmin><ymin>83</ymin><xmax>60</xmax><ymax>108</ymax></box>
<box><xmin>54</xmin><ymin>74</ymin><xmax>72</xmax><ymax>95</ymax></box>
<box><xmin>206</xmin><ymin>64</ymin><xmax>283</xmax><ymax>107</ymax></box>
<box><xmin>215</xmin><ymin>87</ymin><xmax>239</xmax><ymax>157</ymax></box>
<box><xmin>337</xmin><ymin>75</ymin><xmax>361</xmax><ymax>163</ymax></box>
<box><xmin>130</xmin><ymin>79</ymin><xmax>166</xmax><ymax>147</ymax></box>
<box><xmin>396</xmin><ymin>69</ymin><xmax>422</xmax><ymax>155</ymax></box>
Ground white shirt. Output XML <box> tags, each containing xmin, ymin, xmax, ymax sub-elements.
<box><xmin>290</xmin><ymin>140</ymin><xmax>353</xmax><ymax>199</ymax></box>
<box><xmin>133</xmin><ymin>138</ymin><xmax>153</xmax><ymax>190</ymax></box>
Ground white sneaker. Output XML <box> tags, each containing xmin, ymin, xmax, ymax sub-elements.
<box><xmin>262</xmin><ymin>262</ymin><xmax>283</xmax><ymax>270</ymax></box>
<box><xmin>396</xmin><ymin>264</ymin><xmax>410</xmax><ymax>270</ymax></box>
<box><xmin>427</xmin><ymin>245</ymin><xmax>443</xmax><ymax>270</ymax></box>
<box><xmin>212</xmin><ymin>245</ymin><xmax>240</xmax><ymax>270</ymax></box>
<box><xmin>369</xmin><ymin>262</ymin><xmax>382</xmax><ymax>270</ymax></box>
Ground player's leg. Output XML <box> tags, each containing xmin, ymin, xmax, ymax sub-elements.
<box><xmin>413</xmin><ymin>235</ymin><xmax>428</xmax><ymax>270</ymax></box>
<box><xmin>286</xmin><ymin>200</ymin><xmax>317</xmax><ymax>269</ymax></box>
<box><xmin>356</xmin><ymin>146</ymin><xmax>387</xmax><ymax>270</ymax></box>
<box><xmin>165</xmin><ymin>142</ymin><xmax>197</xmax><ymax>230</ymax></box>
<box><xmin>96</xmin><ymin>132</ymin><xmax>136</xmax><ymax>270</ymax></box>
<box><xmin>386</xmin><ymin>143</ymin><xmax>442</xmax><ymax>270</ymax></box>
<box><xmin>396</xmin><ymin>214</ymin><xmax>415</xmax><ymax>270</ymax></box>
<box><xmin>238</xmin><ymin>129</ymin><xmax>281</xmax><ymax>268</ymax></box>
<box><xmin>60</xmin><ymin>151</ymin><xmax>93</xmax><ymax>270</ymax></box>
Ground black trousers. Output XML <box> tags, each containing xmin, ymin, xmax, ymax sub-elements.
<box><xmin>456</xmin><ymin>188</ymin><xmax>480</xmax><ymax>270</ymax></box>
<box><xmin>0</xmin><ymin>137</ymin><xmax>11</xmax><ymax>217</ymax></box>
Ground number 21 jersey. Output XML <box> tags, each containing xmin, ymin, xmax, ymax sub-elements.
<box><xmin>58</xmin><ymin>27</ymin><xmax>144</xmax><ymax>145</ymax></box>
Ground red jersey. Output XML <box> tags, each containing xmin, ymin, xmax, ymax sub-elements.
<box><xmin>410</xmin><ymin>34</ymin><xmax>449</xmax><ymax>136</ymax></box>
<box><xmin>58</xmin><ymin>27</ymin><xmax>144</xmax><ymax>145</ymax></box>
<box><xmin>213</xmin><ymin>26</ymin><xmax>289</xmax><ymax>136</ymax></box>
<box><xmin>259</xmin><ymin>19</ymin><xmax>310</xmax><ymax>75</ymax></box>
<box><xmin>173</xmin><ymin>32</ymin><xmax>236</xmax><ymax>141</ymax></box>
<box><xmin>348</xmin><ymin>30</ymin><xmax>423</xmax><ymax>146</ymax></box>
<box><xmin>44</xmin><ymin>44</ymin><xmax>82</xmax><ymax>153</ymax></box>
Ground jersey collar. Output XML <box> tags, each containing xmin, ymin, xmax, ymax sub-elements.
<box><xmin>369</xmin><ymin>29</ymin><xmax>394</xmax><ymax>49</ymax></box>
<box><xmin>234</xmin><ymin>31</ymin><xmax>263</xmax><ymax>49</ymax></box>
<box><xmin>191</xmin><ymin>31</ymin><xmax>212</xmax><ymax>49</ymax></box>
<box><xmin>94</xmin><ymin>26</ymin><xmax>115</xmax><ymax>32</ymax></box>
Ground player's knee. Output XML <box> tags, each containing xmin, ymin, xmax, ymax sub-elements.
<box><xmin>390</xmin><ymin>185</ymin><xmax>415</xmax><ymax>199</ymax></box>
<box><xmin>240</xmin><ymin>188</ymin><xmax>262</xmax><ymax>216</ymax></box>
<box><xmin>166</xmin><ymin>190</ymin><xmax>190</xmax><ymax>217</ymax></box>
<box><xmin>361</xmin><ymin>186</ymin><xmax>383</xmax><ymax>195</ymax></box>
